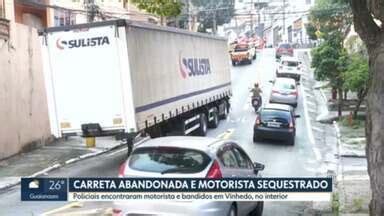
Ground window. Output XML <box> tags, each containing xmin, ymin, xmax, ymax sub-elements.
<box><xmin>282</xmin><ymin>61</ymin><xmax>298</xmax><ymax>67</ymax></box>
<box><xmin>275</xmin><ymin>81</ymin><xmax>296</xmax><ymax>90</ymax></box>
<box><xmin>232</xmin><ymin>147</ymin><xmax>253</xmax><ymax>169</ymax></box>
<box><xmin>129</xmin><ymin>147</ymin><xmax>211</xmax><ymax>173</ymax></box>
<box><xmin>218</xmin><ymin>147</ymin><xmax>238</xmax><ymax>168</ymax></box>
<box><xmin>279</xmin><ymin>43</ymin><xmax>291</xmax><ymax>49</ymax></box>
<box><xmin>54</xmin><ymin>10</ymin><xmax>76</xmax><ymax>26</ymax></box>
<box><xmin>261</xmin><ymin>109</ymin><xmax>291</xmax><ymax>124</ymax></box>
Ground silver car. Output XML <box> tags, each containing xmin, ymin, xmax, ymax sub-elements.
<box><xmin>114</xmin><ymin>136</ymin><xmax>265</xmax><ymax>216</ymax></box>
<box><xmin>269</xmin><ymin>77</ymin><xmax>298</xmax><ymax>108</ymax></box>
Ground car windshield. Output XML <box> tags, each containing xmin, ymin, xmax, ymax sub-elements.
<box><xmin>261</xmin><ymin>109</ymin><xmax>291</xmax><ymax>123</ymax></box>
<box><xmin>282</xmin><ymin>61</ymin><xmax>298</xmax><ymax>67</ymax></box>
<box><xmin>129</xmin><ymin>147</ymin><xmax>211</xmax><ymax>173</ymax></box>
<box><xmin>279</xmin><ymin>43</ymin><xmax>291</xmax><ymax>49</ymax></box>
<box><xmin>275</xmin><ymin>81</ymin><xmax>296</xmax><ymax>90</ymax></box>
<box><xmin>234</xmin><ymin>47</ymin><xmax>248</xmax><ymax>52</ymax></box>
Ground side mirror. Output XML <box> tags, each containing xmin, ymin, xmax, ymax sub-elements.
<box><xmin>269</xmin><ymin>80</ymin><xmax>275</xmax><ymax>84</ymax></box>
<box><xmin>253</xmin><ymin>162</ymin><xmax>265</xmax><ymax>174</ymax></box>
<box><xmin>294</xmin><ymin>114</ymin><xmax>301</xmax><ymax>118</ymax></box>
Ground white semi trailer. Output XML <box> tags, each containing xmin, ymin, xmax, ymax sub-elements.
<box><xmin>39</xmin><ymin>20</ymin><xmax>231</xmax><ymax>148</ymax></box>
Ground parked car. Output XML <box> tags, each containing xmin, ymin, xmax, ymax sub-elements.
<box><xmin>253</xmin><ymin>103</ymin><xmax>300</xmax><ymax>145</ymax></box>
<box><xmin>276</xmin><ymin>56</ymin><xmax>303</xmax><ymax>82</ymax></box>
<box><xmin>275</xmin><ymin>43</ymin><xmax>294</xmax><ymax>59</ymax></box>
<box><xmin>115</xmin><ymin>136</ymin><xmax>265</xmax><ymax>216</ymax></box>
<box><xmin>269</xmin><ymin>77</ymin><xmax>298</xmax><ymax>108</ymax></box>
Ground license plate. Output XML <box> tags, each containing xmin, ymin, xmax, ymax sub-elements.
<box><xmin>287</xmin><ymin>67</ymin><xmax>293</xmax><ymax>70</ymax></box>
<box><xmin>267</xmin><ymin>122</ymin><xmax>281</xmax><ymax>128</ymax></box>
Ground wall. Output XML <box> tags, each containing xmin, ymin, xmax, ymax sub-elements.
<box><xmin>0</xmin><ymin>23</ymin><xmax>51</xmax><ymax>159</ymax></box>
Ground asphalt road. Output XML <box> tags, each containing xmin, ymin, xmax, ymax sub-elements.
<box><xmin>0</xmin><ymin>49</ymin><xmax>320</xmax><ymax>216</ymax></box>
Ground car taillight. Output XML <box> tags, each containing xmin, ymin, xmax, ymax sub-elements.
<box><xmin>290</xmin><ymin>91</ymin><xmax>298</xmax><ymax>96</ymax></box>
<box><xmin>118</xmin><ymin>161</ymin><xmax>126</xmax><ymax>177</ymax></box>
<box><xmin>206</xmin><ymin>160</ymin><xmax>222</xmax><ymax>179</ymax></box>
<box><xmin>255</xmin><ymin>115</ymin><xmax>261</xmax><ymax>125</ymax></box>
<box><xmin>272</xmin><ymin>90</ymin><xmax>280</xmax><ymax>94</ymax></box>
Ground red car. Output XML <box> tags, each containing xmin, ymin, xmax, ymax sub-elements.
<box><xmin>275</xmin><ymin>43</ymin><xmax>294</xmax><ymax>59</ymax></box>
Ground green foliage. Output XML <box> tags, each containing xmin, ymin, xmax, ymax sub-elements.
<box><xmin>305</xmin><ymin>23</ymin><xmax>318</xmax><ymax>40</ymax></box>
<box><xmin>343</xmin><ymin>53</ymin><xmax>369</xmax><ymax>95</ymax></box>
<box><xmin>131</xmin><ymin>0</ymin><xmax>184</xmax><ymax>18</ymax></box>
<box><xmin>308</xmin><ymin>0</ymin><xmax>351</xmax><ymax>38</ymax></box>
<box><xmin>311</xmin><ymin>32</ymin><xmax>346</xmax><ymax>88</ymax></box>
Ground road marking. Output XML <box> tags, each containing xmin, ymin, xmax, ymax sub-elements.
<box><xmin>217</xmin><ymin>129</ymin><xmax>235</xmax><ymax>140</ymax></box>
<box><xmin>222</xmin><ymin>129</ymin><xmax>235</xmax><ymax>140</ymax></box>
<box><xmin>108</xmin><ymin>147</ymin><xmax>128</xmax><ymax>156</ymax></box>
<box><xmin>41</xmin><ymin>202</ymin><xmax>83</xmax><ymax>216</ymax></box>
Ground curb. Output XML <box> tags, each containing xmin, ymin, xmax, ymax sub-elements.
<box><xmin>299</xmin><ymin>51</ymin><xmax>320</xmax><ymax>161</ymax></box>
<box><xmin>0</xmin><ymin>136</ymin><xmax>150</xmax><ymax>191</ymax></box>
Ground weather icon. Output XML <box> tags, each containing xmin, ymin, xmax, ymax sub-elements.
<box><xmin>28</xmin><ymin>180</ymin><xmax>39</xmax><ymax>189</ymax></box>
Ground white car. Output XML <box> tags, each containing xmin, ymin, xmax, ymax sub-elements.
<box><xmin>114</xmin><ymin>136</ymin><xmax>265</xmax><ymax>216</ymax></box>
<box><xmin>276</xmin><ymin>56</ymin><xmax>303</xmax><ymax>82</ymax></box>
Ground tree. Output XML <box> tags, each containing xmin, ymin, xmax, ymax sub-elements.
<box><xmin>131</xmin><ymin>0</ymin><xmax>184</xmax><ymax>25</ymax></box>
<box><xmin>308</xmin><ymin>0</ymin><xmax>352</xmax><ymax>117</ymax></box>
<box><xmin>348</xmin><ymin>0</ymin><xmax>384</xmax><ymax>214</ymax></box>
<box><xmin>192</xmin><ymin>0</ymin><xmax>235</xmax><ymax>33</ymax></box>
<box><xmin>311</xmin><ymin>32</ymin><xmax>347</xmax><ymax>117</ymax></box>
<box><xmin>343</xmin><ymin>53</ymin><xmax>369</xmax><ymax>118</ymax></box>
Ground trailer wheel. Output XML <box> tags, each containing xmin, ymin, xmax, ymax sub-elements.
<box><xmin>220</xmin><ymin>101</ymin><xmax>229</xmax><ymax>119</ymax></box>
<box><xmin>196</xmin><ymin>113</ymin><xmax>208</xmax><ymax>136</ymax></box>
<box><xmin>208</xmin><ymin>108</ymin><xmax>219</xmax><ymax>128</ymax></box>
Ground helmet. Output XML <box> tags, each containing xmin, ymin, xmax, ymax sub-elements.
<box><xmin>254</xmin><ymin>83</ymin><xmax>259</xmax><ymax>87</ymax></box>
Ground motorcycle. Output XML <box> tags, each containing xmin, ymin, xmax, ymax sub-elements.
<box><xmin>251</xmin><ymin>96</ymin><xmax>262</xmax><ymax>112</ymax></box>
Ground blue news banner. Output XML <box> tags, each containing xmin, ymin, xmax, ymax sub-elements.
<box><xmin>21</xmin><ymin>177</ymin><xmax>332</xmax><ymax>202</ymax></box>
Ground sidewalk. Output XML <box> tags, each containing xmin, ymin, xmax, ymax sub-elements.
<box><xmin>0</xmin><ymin>136</ymin><xmax>124</xmax><ymax>190</ymax></box>
<box><xmin>300</xmin><ymin>50</ymin><xmax>370</xmax><ymax>215</ymax></box>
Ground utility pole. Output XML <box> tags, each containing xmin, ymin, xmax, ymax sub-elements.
<box><xmin>250</xmin><ymin>0</ymin><xmax>254</xmax><ymax>32</ymax></box>
<box><xmin>187</xmin><ymin>0</ymin><xmax>191</xmax><ymax>30</ymax></box>
<box><xmin>85</xmin><ymin>0</ymin><xmax>98</xmax><ymax>23</ymax></box>
<box><xmin>283</xmin><ymin>0</ymin><xmax>286</xmax><ymax>37</ymax></box>
<box><xmin>212</xmin><ymin>9</ymin><xmax>217</xmax><ymax>35</ymax></box>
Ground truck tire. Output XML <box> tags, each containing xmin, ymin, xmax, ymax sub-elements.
<box><xmin>196</xmin><ymin>113</ymin><xmax>208</xmax><ymax>136</ymax></box>
<box><xmin>208</xmin><ymin>108</ymin><xmax>219</xmax><ymax>128</ymax></box>
<box><xmin>220</xmin><ymin>101</ymin><xmax>229</xmax><ymax>119</ymax></box>
<box><xmin>232</xmin><ymin>61</ymin><xmax>236</xmax><ymax>66</ymax></box>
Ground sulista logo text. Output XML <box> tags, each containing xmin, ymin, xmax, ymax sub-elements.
<box><xmin>56</xmin><ymin>36</ymin><xmax>110</xmax><ymax>49</ymax></box>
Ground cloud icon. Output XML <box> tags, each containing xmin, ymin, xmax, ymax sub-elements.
<box><xmin>28</xmin><ymin>180</ymin><xmax>39</xmax><ymax>189</ymax></box>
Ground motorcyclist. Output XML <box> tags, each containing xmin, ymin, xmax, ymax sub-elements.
<box><xmin>251</xmin><ymin>83</ymin><xmax>262</xmax><ymax>98</ymax></box>
<box><xmin>251</xmin><ymin>83</ymin><xmax>263</xmax><ymax>110</ymax></box>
